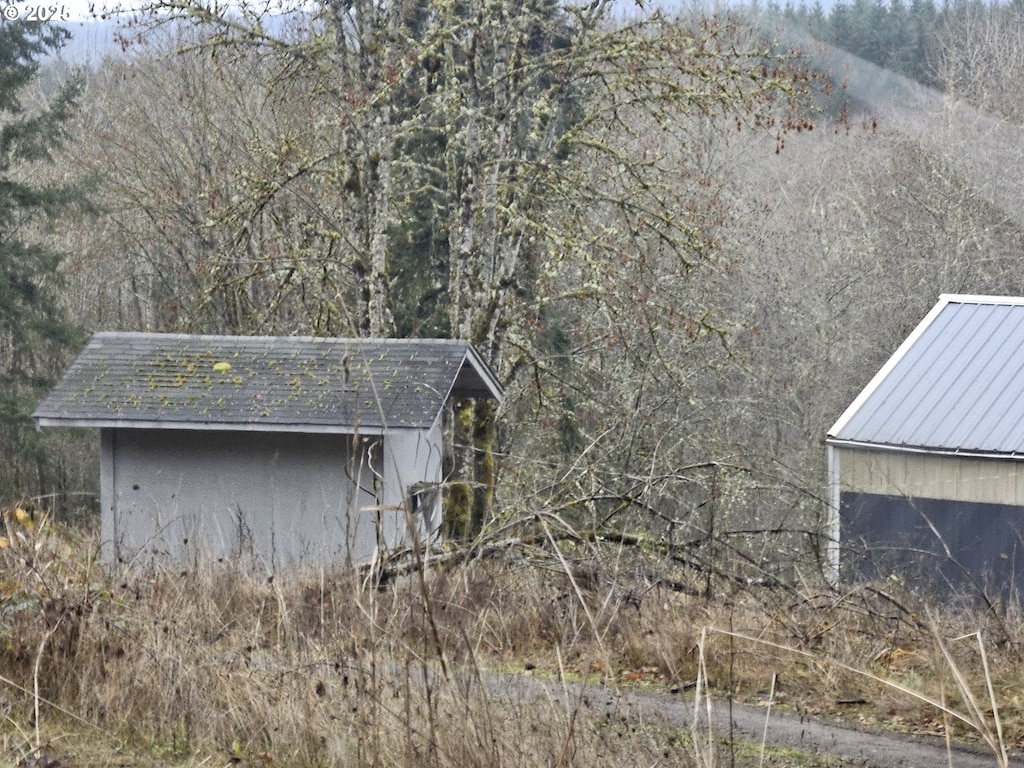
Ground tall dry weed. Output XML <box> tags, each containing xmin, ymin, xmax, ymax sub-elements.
<box><xmin>0</xmin><ymin>515</ymin><xmax>704</xmax><ymax>765</ymax></box>
<box><xmin>3</xmin><ymin>510</ymin><xmax>1024</xmax><ymax>765</ymax></box>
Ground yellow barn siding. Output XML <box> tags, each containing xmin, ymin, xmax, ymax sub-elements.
<box><xmin>838</xmin><ymin>448</ymin><xmax>1024</xmax><ymax>506</ymax></box>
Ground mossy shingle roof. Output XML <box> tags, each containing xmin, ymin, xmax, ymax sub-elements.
<box><xmin>34</xmin><ymin>332</ymin><xmax>502</xmax><ymax>433</ymax></box>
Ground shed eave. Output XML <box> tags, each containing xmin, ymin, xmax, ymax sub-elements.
<box><xmin>456</xmin><ymin>345</ymin><xmax>504</xmax><ymax>401</ymax></box>
<box><xmin>825</xmin><ymin>436</ymin><xmax>1024</xmax><ymax>461</ymax></box>
<box><xmin>33</xmin><ymin>416</ymin><xmax>396</xmax><ymax>436</ymax></box>
<box><xmin>937</xmin><ymin>293</ymin><xmax>1024</xmax><ymax>306</ymax></box>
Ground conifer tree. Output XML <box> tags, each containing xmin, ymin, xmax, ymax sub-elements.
<box><xmin>0</xmin><ymin>21</ymin><xmax>84</xmax><ymax>501</ymax></box>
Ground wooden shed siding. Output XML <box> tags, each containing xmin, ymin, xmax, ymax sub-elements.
<box><xmin>100</xmin><ymin>429</ymin><xmax>116</xmax><ymax>564</ymax></box>
<box><xmin>381</xmin><ymin>421</ymin><xmax>444</xmax><ymax>543</ymax></box>
<box><xmin>837</xmin><ymin>447</ymin><xmax>1024</xmax><ymax>506</ymax></box>
<box><xmin>104</xmin><ymin>428</ymin><xmax>383</xmax><ymax>569</ymax></box>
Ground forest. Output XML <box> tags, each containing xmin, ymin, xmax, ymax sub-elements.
<box><xmin>3</xmin><ymin>0</ymin><xmax>1024</xmax><ymax>763</ymax></box>
<box><xmin>4</xmin><ymin>0</ymin><xmax>1019</xmax><ymax>582</ymax></box>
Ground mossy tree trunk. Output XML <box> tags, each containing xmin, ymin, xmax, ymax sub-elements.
<box><xmin>443</xmin><ymin>398</ymin><xmax>496</xmax><ymax>540</ymax></box>
<box><xmin>470</xmin><ymin>399</ymin><xmax>496</xmax><ymax>535</ymax></box>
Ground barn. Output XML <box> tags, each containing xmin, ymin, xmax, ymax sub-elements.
<box><xmin>826</xmin><ymin>294</ymin><xmax>1024</xmax><ymax>600</ymax></box>
<box><xmin>33</xmin><ymin>332</ymin><xmax>503</xmax><ymax>571</ymax></box>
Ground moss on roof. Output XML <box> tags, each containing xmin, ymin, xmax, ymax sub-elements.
<box><xmin>34</xmin><ymin>332</ymin><xmax>501</xmax><ymax>432</ymax></box>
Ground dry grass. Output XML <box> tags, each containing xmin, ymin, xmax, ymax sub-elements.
<box><xmin>2</xmin><ymin>509</ymin><xmax>1023</xmax><ymax>767</ymax></box>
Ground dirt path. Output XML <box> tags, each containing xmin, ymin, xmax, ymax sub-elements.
<box><xmin>493</xmin><ymin>673</ymin><xmax>1023</xmax><ymax>767</ymax></box>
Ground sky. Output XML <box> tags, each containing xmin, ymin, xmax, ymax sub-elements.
<box><xmin>6</xmin><ymin>0</ymin><xmax>103</xmax><ymax>22</ymax></box>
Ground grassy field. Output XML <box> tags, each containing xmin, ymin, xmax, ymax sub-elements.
<box><xmin>2</xmin><ymin>509</ymin><xmax>1022</xmax><ymax>767</ymax></box>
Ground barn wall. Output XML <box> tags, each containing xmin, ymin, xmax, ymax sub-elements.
<box><xmin>841</xmin><ymin>491</ymin><xmax>1024</xmax><ymax>600</ymax></box>
<box><xmin>830</xmin><ymin>445</ymin><xmax>1024</xmax><ymax>600</ymax></box>
<box><xmin>104</xmin><ymin>428</ymin><xmax>384</xmax><ymax>570</ymax></box>
<box><xmin>837</xmin><ymin>447</ymin><xmax>1024</xmax><ymax>506</ymax></box>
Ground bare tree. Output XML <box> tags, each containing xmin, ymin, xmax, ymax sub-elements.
<box><xmin>936</xmin><ymin>1</ymin><xmax>1024</xmax><ymax>126</ymax></box>
<box><xmin>67</xmin><ymin>0</ymin><xmax>813</xmax><ymax>535</ymax></box>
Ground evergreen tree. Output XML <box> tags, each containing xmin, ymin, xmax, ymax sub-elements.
<box><xmin>807</xmin><ymin>1</ymin><xmax>829</xmax><ymax>39</ymax></box>
<box><xmin>907</xmin><ymin>0</ymin><xmax>939</xmax><ymax>87</ymax></box>
<box><xmin>0</xmin><ymin>21</ymin><xmax>84</xmax><ymax>502</ymax></box>
<box><xmin>796</xmin><ymin>0</ymin><xmax>946</xmax><ymax>91</ymax></box>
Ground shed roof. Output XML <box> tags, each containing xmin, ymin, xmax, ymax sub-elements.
<box><xmin>828</xmin><ymin>294</ymin><xmax>1024</xmax><ymax>457</ymax></box>
<box><xmin>33</xmin><ymin>332</ymin><xmax>502</xmax><ymax>434</ymax></box>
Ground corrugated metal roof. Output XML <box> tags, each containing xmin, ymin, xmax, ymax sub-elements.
<box><xmin>33</xmin><ymin>332</ymin><xmax>502</xmax><ymax>433</ymax></box>
<box><xmin>828</xmin><ymin>295</ymin><xmax>1024</xmax><ymax>456</ymax></box>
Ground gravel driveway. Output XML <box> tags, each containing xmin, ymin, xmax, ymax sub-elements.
<box><xmin>492</xmin><ymin>672</ymin><xmax>1023</xmax><ymax>768</ymax></box>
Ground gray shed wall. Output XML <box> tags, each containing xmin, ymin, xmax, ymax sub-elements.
<box><xmin>102</xmin><ymin>426</ymin><xmax>442</xmax><ymax>570</ymax></box>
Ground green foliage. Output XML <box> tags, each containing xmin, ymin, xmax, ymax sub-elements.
<box><xmin>777</xmin><ymin>0</ymin><xmax>943</xmax><ymax>88</ymax></box>
<box><xmin>0</xmin><ymin>21</ymin><xmax>86</xmax><ymax>501</ymax></box>
<box><xmin>781</xmin><ymin>0</ymin><xmax>1024</xmax><ymax>102</ymax></box>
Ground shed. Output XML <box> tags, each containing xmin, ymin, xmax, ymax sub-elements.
<box><xmin>33</xmin><ymin>332</ymin><xmax>503</xmax><ymax>571</ymax></box>
<box><xmin>827</xmin><ymin>294</ymin><xmax>1024</xmax><ymax>599</ymax></box>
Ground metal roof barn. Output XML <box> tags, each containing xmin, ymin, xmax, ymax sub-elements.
<box><xmin>34</xmin><ymin>332</ymin><xmax>503</xmax><ymax>571</ymax></box>
<box><xmin>827</xmin><ymin>295</ymin><xmax>1024</xmax><ymax>601</ymax></box>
